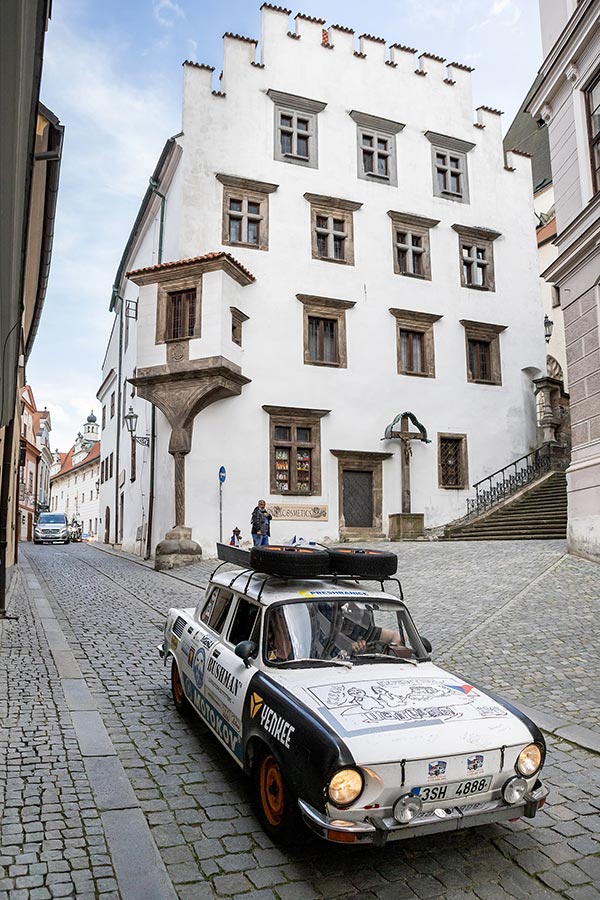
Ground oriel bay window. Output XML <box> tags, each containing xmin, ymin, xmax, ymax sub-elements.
<box><xmin>297</xmin><ymin>294</ymin><xmax>354</xmax><ymax>368</ymax></box>
<box><xmin>460</xmin><ymin>319</ymin><xmax>506</xmax><ymax>385</ymax></box>
<box><xmin>268</xmin><ymin>89</ymin><xmax>326</xmax><ymax>170</ymax></box>
<box><xmin>388</xmin><ymin>211</ymin><xmax>438</xmax><ymax>279</ymax></box>
<box><xmin>217</xmin><ymin>174</ymin><xmax>278</xmax><ymax>252</ymax></box>
<box><xmin>350</xmin><ymin>111</ymin><xmax>403</xmax><ymax>187</ymax></box>
<box><xmin>453</xmin><ymin>224</ymin><xmax>501</xmax><ymax>291</ymax></box>
<box><xmin>389</xmin><ymin>308</ymin><xmax>442</xmax><ymax>377</ymax></box>
<box><xmin>263</xmin><ymin>406</ymin><xmax>329</xmax><ymax>496</ymax></box>
<box><xmin>305</xmin><ymin>193</ymin><xmax>362</xmax><ymax>266</ymax></box>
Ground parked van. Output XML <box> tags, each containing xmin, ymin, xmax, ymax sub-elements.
<box><xmin>34</xmin><ymin>512</ymin><xmax>70</xmax><ymax>544</ymax></box>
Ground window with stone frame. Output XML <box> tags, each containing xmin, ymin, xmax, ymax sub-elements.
<box><xmin>230</xmin><ymin>307</ymin><xmax>249</xmax><ymax>347</ymax></box>
<box><xmin>102</xmin><ymin>406</ymin><xmax>106</xmax><ymax>429</ymax></box>
<box><xmin>263</xmin><ymin>405</ymin><xmax>329</xmax><ymax>496</ymax></box>
<box><xmin>297</xmin><ymin>294</ymin><xmax>354</xmax><ymax>368</ymax></box>
<box><xmin>425</xmin><ymin>131</ymin><xmax>475</xmax><ymax>203</ymax></box>
<box><xmin>156</xmin><ymin>275</ymin><xmax>202</xmax><ymax>345</ymax></box>
<box><xmin>438</xmin><ymin>434</ymin><xmax>469</xmax><ymax>489</ymax></box>
<box><xmin>460</xmin><ymin>319</ymin><xmax>506</xmax><ymax>386</ymax></box>
<box><xmin>388</xmin><ymin>211</ymin><xmax>439</xmax><ymax>279</ymax></box>
<box><xmin>268</xmin><ymin>89</ymin><xmax>326</xmax><ymax>170</ymax></box>
<box><xmin>304</xmin><ymin>193</ymin><xmax>362</xmax><ymax>266</ymax></box>
<box><xmin>109</xmin><ymin>453</ymin><xmax>114</xmax><ymax>479</ymax></box>
<box><xmin>389</xmin><ymin>308</ymin><xmax>442</xmax><ymax>377</ymax></box>
<box><xmin>216</xmin><ymin>174</ymin><xmax>278</xmax><ymax>252</ymax></box>
<box><xmin>586</xmin><ymin>69</ymin><xmax>600</xmax><ymax>194</ymax></box>
<box><xmin>453</xmin><ymin>225</ymin><xmax>501</xmax><ymax>291</ymax></box>
<box><xmin>110</xmin><ymin>392</ymin><xmax>115</xmax><ymax>418</ymax></box>
<box><xmin>350</xmin><ymin>111</ymin><xmax>404</xmax><ymax>187</ymax></box>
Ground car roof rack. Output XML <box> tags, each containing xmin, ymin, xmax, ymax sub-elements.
<box><xmin>214</xmin><ymin>543</ymin><xmax>404</xmax><ymax>602</ymax></box>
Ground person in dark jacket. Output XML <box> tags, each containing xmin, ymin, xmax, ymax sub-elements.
<box><xmin>251</xmin><ymin>499</ymin><xmax>272</xmax><ymax>546</ymax></box>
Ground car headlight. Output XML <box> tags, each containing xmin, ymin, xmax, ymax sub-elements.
<box><xmin>327</xmin><ymin>768</ymin><xmax>364</xmax><ymax>807</ymax></box>
<box><xmin>516</xmin><ymin>743</ymin><xmax>543</xmax><ymax>777</ymax></box>
<box><xmin>503</xmin><ymin>776</ymin><xmax>528</xmax><ymax>805</ymax></box>
<box><xmin>393</xmin><ymin>793</ymin><xmax>423</xmax><ymax>824</ymax></box>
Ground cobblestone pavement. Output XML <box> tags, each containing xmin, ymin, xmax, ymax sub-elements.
<box><xmin>0</xmin><ymin>540</ymin><xmax>598</xmax><ymax>900</ymax></box>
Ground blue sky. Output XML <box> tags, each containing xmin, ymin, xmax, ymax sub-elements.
<box><xmin>30</xmin><ymin>0</ymin><xmax>542</xmax><ymax>450</ymax></box>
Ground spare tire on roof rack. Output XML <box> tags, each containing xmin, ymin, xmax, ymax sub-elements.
<box><xmin>250</xmin><ymin>544</ymin><xmax>330</xmax><ymax>577</ymax></box>
<box><xmin>327</xmin><ymin>547</ymin><xmax>398</xmax><ymax>577</ymax></box>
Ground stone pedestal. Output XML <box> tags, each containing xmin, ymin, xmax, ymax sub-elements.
<box><xmin>155</xmin><ymin>525</ymin><xmax>202</xmax><ymax>571</ymax></box>
<box><xmin>389</xmin><ymin>513</ymin><xmax>425</xmax><ymax>540</ymax></box>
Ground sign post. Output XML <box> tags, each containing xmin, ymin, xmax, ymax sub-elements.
<box><xmin>218</xmin><ymin>466</ymin><xmax>226</xmax><ymax>543</ymax></box>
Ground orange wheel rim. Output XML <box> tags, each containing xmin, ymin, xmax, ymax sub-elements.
<box><xmin>172</xmin><ymin>664</ymin><xmax>184</xmax><ymax>705</ymax></box>
<box><xmin>260</xmin><ymin>755</ymin><xmax>285</xmax><ymax>826</ymax></box>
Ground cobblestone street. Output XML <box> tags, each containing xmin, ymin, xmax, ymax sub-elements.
<box><xmin>1</xmin><ymin>540</ymin><xmax>599</xmax><ymax>900</ymax></box>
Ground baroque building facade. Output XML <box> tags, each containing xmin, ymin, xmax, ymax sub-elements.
<box><xmin>528</xmin><ymin>0</ymin><xmax>600</xmax><ymax>562</ymax></box>
<box><xmin>99</xmin><ymin>5</ymin><xmax>546</xmax><ymax>563</ymax></box>
<box><xmin>49</xmin><ymin>413</ymin><xmax>101</xmax><ymax>538</ymax></box>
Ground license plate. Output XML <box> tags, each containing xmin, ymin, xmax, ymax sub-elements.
<box><xmin>412</xmin><ymin>776</ymin><xmax>492</xmax><ymax>803</ymax></box>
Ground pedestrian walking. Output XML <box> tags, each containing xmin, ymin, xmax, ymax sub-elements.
<box><xmin>251</xmin><ymin>499</ymin><xmax>272</xmax><ymax>546</ymax></box>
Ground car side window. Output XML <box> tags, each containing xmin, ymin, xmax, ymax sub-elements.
<box><xmin>228</xmin><ymin>598</ymin><xmax>260</xmax><ymax>647</ymax></box>
<box><xmin>200</xmin><ymin>588</ymin><xmax>234</xmax><ymax>634</ymax></box>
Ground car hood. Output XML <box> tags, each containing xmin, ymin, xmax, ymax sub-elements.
<box><xmin>268</xmin><ymin>662</ymin><xmax>533</xmax><ymax>763</ymax></box>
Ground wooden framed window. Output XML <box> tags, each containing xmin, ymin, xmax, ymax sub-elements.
<box><xmin>460</xmin><ymin>319</ymin><xmax>507</xmax><ymax>386</ymax></box>
<box><xmin>230</xmin><ymin>307</ymin><xmax>249</xmax><ymax>347</ymax></box>
<box><xmin>263</xmin><ymin>405</ymin><xmax>329</xmax><ymax>496</ymax></box>
<box><xmin>350</xmin><ymin>111</ymin><xmax>403</xmax><ymax>187</ymax></box>
<box><xmin>438</xmin><ymin>434</ymin><xmax>469</xmax><ymax>489</ymax></box>
<box><xmin>425</xmin><ymin>131</ymin><xmax>474</xmax><ymax>203</ymax></box>
<box><xmin>389</xmin><ymin>308</ymin><xmax>442</xmax><ymax>378</ymax></box>
<box><xmin>297</xmin><ymin>294</ymin><xmax>354</xmax><ymax>368</ymax></box>
<box><xmin>102</xmin><ymin>406</ymin><xmax>106</xmax><ymax>430</ymax></box>
<box><xmin>453</xmin><ymin>225</ymin><xmax>501</xmax><ymax>292</ymax></box>
<box><xmin>110</xmin><ymin>392</ymin><xmax>115</xmax><ymax>418</ymax></box>
<box><xmin>268</xmin><ymin>89</ymin><xmax>326</xmax><ymax>170</ymax></box>
<box><xmin>217</xmin><ymin>175</ymin><xmax>277</xmax><ymax>252</ymax></box>
<box><xmin>305</xmin><ymin>193</ymin><xmax>362</xmax><ymax>266</ymax></box>
<box><xmin>167</xmin><ymin>289</ymin><xmax>197</xmax><ymax>341</ymax></box>
<box><xmin>388</xmin><ymin>211</ymin><xmax>438</xmax><ymax>280</ymax></box>
<box><xmin>586</xmin><ymin>70</ymin><xmax>600</xmax><ymax>194</ymax></box>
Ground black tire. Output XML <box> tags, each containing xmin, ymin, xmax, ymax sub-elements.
<box><xmin>250</xmin><ymin>544</ymin><xmax>329</xmax><ymax>577</ymax></box>
<box><xmin>328</xmin><ymin>548</ymin><xmax>398</xmax><ymax>577</ymax></box>
<box><xmin>252</xmin><ymin>747</ymin><xmax>303</xmax><ymax>843</ymax></box>
<box><xmin>171</xmin><ymin>658</ymin><xmax>190</xmax><ymax>714</ymax></box>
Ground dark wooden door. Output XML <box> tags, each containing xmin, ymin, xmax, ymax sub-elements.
<box><xmin>104</xmin><ymin>506</ymin><xmax>110</xmax><ymax>543</ymax></box>
<box><xmin>342</xmin><ymin>470</ymin><xmax>373</xmax><ymax>527</ymax></box>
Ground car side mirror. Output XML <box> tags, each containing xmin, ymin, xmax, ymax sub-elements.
<box><xmin>235</xmin><ymin>640</ymin><xmax>258</xmax><ymax>668</ymax></box>
<box><xmin>421</xmin><ymin>637</ymin><xmax>433</xmax><ymax>654</ymax></box>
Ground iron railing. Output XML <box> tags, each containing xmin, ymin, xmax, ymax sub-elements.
<box><xmin>465</xmin><ymin>444</ymin><xmax>553</xmax><ymax>519</ymax></box>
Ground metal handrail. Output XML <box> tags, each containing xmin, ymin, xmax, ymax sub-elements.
<box><xmin>465</xmin><ymin>445</ymin><xmax>553</xmax><ymax>520</ymax></box>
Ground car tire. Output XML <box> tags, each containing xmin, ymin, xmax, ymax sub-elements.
<box><xmin>327</xmin><ymin>548</ymin><xmax>398</xmax><ymax>577</ymax></box>
<box><xmin>253</xmin><ymin>748</ymin><xmax>303</xmax><ymax>844</ymax></box>
<box><xmin>171</xmin><ymin>658</ymin><xmax>190</xmax><ymax>714</ymax></box>
<box><xmin>250</xmin><ymin>545</ymin><xmax>329</xmax><ymax>577</ymax></box>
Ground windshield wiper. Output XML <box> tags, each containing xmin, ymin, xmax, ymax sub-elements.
<box><xmin>353</xmin><ymin>653</ymin><xmax>418</xmax><ymax>666</ymax></box>
<box><xmin>274</xmin><ymin>657</ymin><xmax>354</xmax><ymax>669</ymax></box>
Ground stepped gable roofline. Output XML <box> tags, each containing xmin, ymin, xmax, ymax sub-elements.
<box><xmin>127</xmin><ymin>251</ymin><xmax>256</xmax><ymax>286</ymax></box>
<box><xmin>390</xmin><ymin>43</ymin><xmax>417</xmax><ymax>53</ymax></box>
<box><xmin>477</xmin><ymin>105</ymin><xmax>503</xmax><ymax>116</ymax></box>
<box><xmin>330</xmin><ymin>24</ymin><xmax>354</xmax><ymax>34</ymax></box>
<box><xmin>223</xmin><ymin>32</ymin><xmax>257</xmax><ymax>45</ymax></box>
<box><xmin>260</xmin><ymin>3</ymin><xmax>291</xmax><ymax>13</ymax></box>
<box><xmin>183</xmin><ymin>61</ymin><xmax>215</xmax><ymax>71</ymax></box>
<box><xmin>420</xmin><ymin>52</ymin><xmax>446</xmax><ymax>63</ymax></box>
<box><xmin>508</xmin><ymin>148</ymin><xmax>534</xmax><ymax>158</ymax></box>
<box><xmin>359</xmin><ymin>33</ymin><xmax>386</xmax><ymax>43</ymax></box>
<box><xmin>449</xmin><ymin>61</ymin><xmax>475</xmax><ymax>72</ymax></box>
<box><xmin>295</xmin><ymin>12</ymin><xmax>326</xmax><ymax>24</ymax></box>
<box><xmin>287</xmin><ymin>31</ymin><xmax>300</xmax><ymax>39</ymax></box>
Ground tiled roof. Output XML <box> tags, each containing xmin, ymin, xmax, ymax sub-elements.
<box><xmin>52</xmin><ymin>441</ymin><xmax>100</xmax><ymax>480</ymax></box>
<box><xmin>126</xmin><ymin>251</ymin><xmax>256</xmax><ymax>283</ymax></box>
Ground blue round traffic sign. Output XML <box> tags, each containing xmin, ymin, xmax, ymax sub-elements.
<box><xmin>218</xmin><ymin>466</ymin><xmax>226</xmax><ymax>484</ymax></box>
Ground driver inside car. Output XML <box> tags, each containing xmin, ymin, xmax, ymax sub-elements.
<box><xmin>317</xmin><ymin>602</ymin><xmax>405</xmax><ymax>659</ymax></box>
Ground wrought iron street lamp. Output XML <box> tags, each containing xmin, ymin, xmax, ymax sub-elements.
<box><xmin>124</xmin><ymin>407</ymin><xmax>150</xmax><ymax>447</ymax></box>
<box><xmin>544</xmin><ymin>315</ymin><xmax>554</xmax><ymax>344</ymax></box>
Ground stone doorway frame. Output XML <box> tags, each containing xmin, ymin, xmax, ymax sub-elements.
<box><xmin>330</xmin><ymin>449</ymin><xmax>392</xmax><ymax>538</ymax></box>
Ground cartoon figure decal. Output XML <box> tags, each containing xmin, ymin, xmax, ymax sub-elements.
<box><xmin>428</xmin><ymin>760</ymin><xmax>447</xmax><ymax>778</ymax></box>
<box><xmin>192</xmin><ymin>647</ymin><xmax>206</xmax><ymax>690</ymax></box>
<box><xmin>467</xmin><ymin>754</ymin><xmax>484</xmax><ymax>772</ymax></box>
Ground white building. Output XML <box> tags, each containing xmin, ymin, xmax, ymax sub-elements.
<box><xmin>100</xmin><ymin>5</ymin><xmax>546</xmax><ymax>565</ymax></box>
<box><xmin>50</xmin><ymin>413</ymin><xmax>101</xmax><ymax>538</ymax></box>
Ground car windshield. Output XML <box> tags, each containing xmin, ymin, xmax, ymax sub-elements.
<box><xmin>38</xmin><ymin>514</ymin><xmax>66</xmax><ymax>524</ymax></box>
<box><xmin>263</xmin><ymin>597</ymin><xmax>425</xmax><ymax>667</ymax></box>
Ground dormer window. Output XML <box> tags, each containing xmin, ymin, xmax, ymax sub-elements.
<box><xmin>268</xmin><ymin>89</ymin><xmax>326</xmax><ymax>169</ymax></box>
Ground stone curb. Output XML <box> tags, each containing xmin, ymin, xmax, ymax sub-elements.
<box><xmin>87</xmin><ymin>542</ymin><xmax>600</xmax><ymax>757</ymax></box>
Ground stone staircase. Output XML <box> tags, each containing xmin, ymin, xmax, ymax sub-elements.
<box><xmin>445</xmin><ymin>471</ymin><xmax>567</xmax><ymax>541</ymax></box>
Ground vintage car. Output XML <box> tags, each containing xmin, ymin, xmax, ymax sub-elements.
<box><xmin>160</xmin><ymin>544</ymin><xmax>548</xmax><ymax>846</ymax></box>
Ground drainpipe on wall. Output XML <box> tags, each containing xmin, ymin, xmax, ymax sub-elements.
<box><xmin>0</xmin><ymin>416</ymin><xmax>18</xmax><ymax>620</ymax></box>
<box><xmin>113</xmin><ymin>290</ymin><xmax>124</xmax><ymax>545</ymax></box>
<box><xmin>144</xmin><ymin>179</ymin><xmax>166</xmax><ymax>561</ymax></box>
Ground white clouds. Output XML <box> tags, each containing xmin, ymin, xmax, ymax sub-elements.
<box><xmin>470</xmin><ymin>0</ymin><xmax>522</xmax><ymax>31</ymax></box>
<box><xmin>153</xmin><ymin>0</ymin><xmax>185</xmax><ymax>28</ymax></box>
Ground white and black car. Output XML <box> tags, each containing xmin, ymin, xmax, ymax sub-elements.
<box><xmin>160</xmin><ymin>544</ymin><xmax>548</xmax><ymax>846</ymax></box>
